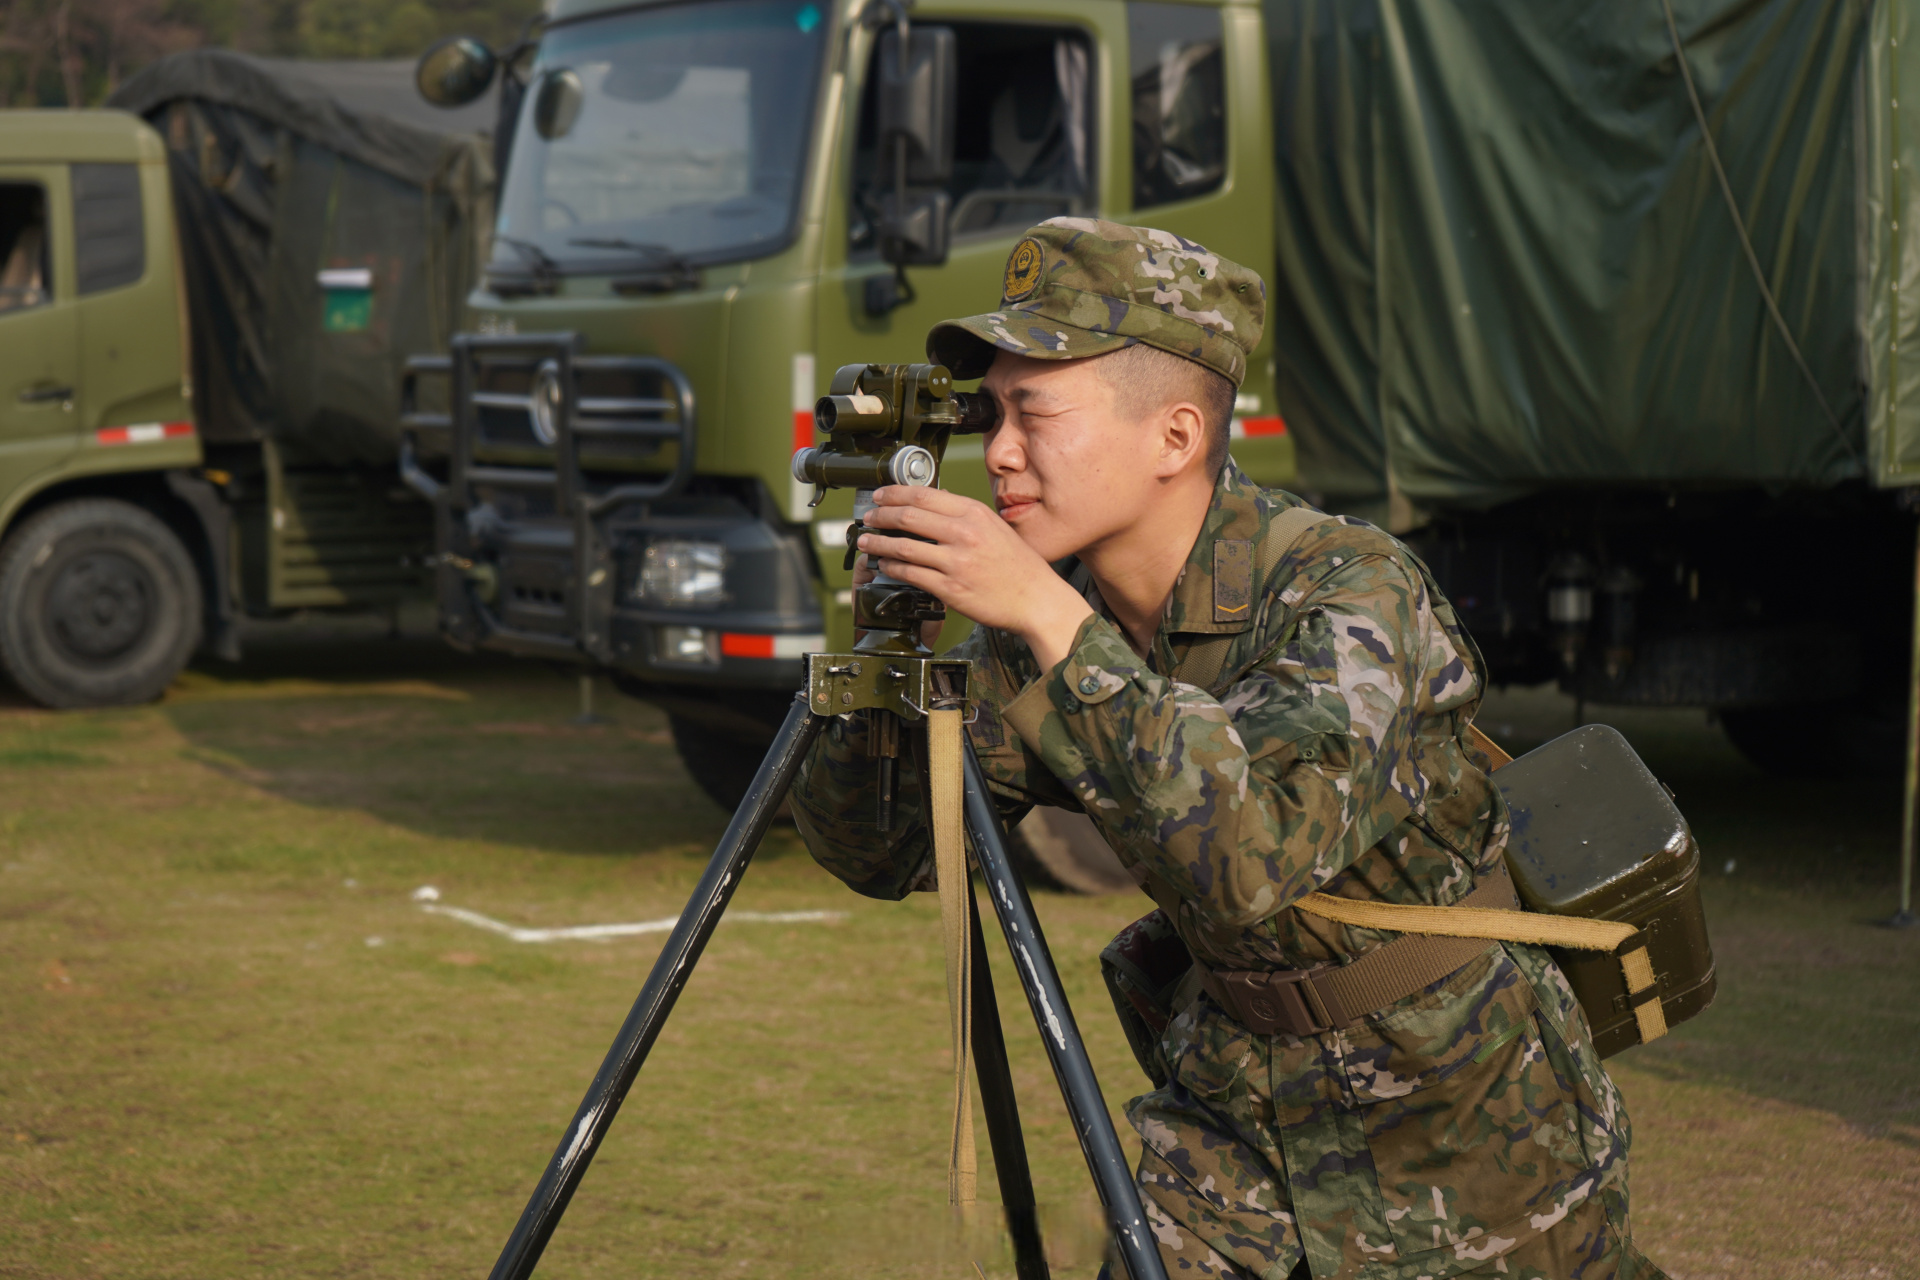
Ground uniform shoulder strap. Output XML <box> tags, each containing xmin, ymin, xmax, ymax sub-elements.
<box><xmin>1264</xmin><ymin>503</ymin><xmax>1333</xmax><ymax>558</ymax></box>
<box><xmin>1181</xmin><ymin>505</ymin><xmax>1335</xmax><ymax>694</ymax></box>
<box><xmin>1464</xmin><ymin>722</ymin><xmax>1513</xmax><ymax>770</ymax></box>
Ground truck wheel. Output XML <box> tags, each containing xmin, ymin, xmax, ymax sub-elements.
<box><xmin>0</xmin><ymin>499</ymin><xmax>202</xmax><ymax>709</ymax></box>
<box><xmin>669</xmin><ymin>714</ymin><xmax>782</xmax><ymax>814</ymax></box>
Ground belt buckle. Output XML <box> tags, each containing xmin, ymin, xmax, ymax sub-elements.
<box><xmin>1228</xmin><ymin>966</ymin><xmax>1336</xmax><ymax>1037</ymax></box>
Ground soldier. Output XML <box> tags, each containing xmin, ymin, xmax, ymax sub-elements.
<box><xmin>790</xmin><ymin>218</ymin><xmax>1666</xmax><ymax>1280</ymax></box>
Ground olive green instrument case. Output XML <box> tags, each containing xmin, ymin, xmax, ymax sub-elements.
<box><xmin>1495</xmin><ymin>723</ymin><xmax>1716</xmax><ymax>1058</ymax></box>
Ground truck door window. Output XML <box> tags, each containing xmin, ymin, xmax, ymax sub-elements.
<box><xmin>851</xmin><ymin>23</ymin><xmax>1093</xmax><ymax>248</ymax></box>
<box><xmin>0</xmin><ymin>183</ymin><xmax>50</xmax><ymax>312</ymax></box>
<box><xmin>1129</xmin><ymin>1</ymin><xmax>1225</xmax><ymax>209</ymax></box>
<box><xmin>72</xmin><ymin>164</ymin><xmax>146</xmax><ymax>295</ymax></box>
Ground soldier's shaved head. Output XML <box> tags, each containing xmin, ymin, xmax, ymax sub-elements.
<box><xmin>1094</xmin><ymin>344</ymin><xmax>1236</xmax><ymax>477</ymax></box>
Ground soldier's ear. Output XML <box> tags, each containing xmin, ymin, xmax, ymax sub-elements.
<box><xmin>1154</xmin><ymin>399</ymin><xmax>1210</xmax><ymax>480</ymax></box>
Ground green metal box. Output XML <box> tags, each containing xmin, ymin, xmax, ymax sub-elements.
<box><xmin>1497</xmin><ymin>724</ymin><xmax>1716</xmax><ymax>1057</ymax></box>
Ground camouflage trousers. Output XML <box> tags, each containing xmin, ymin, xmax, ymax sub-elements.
<box><xmin>1123</xmin><ymin>943</ymin><xmax>1669</xmax><ymax>1280</ymax></box>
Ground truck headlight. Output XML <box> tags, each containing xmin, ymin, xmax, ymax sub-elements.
<box><xmin>638</xmin><ymin>539</ymin><xmax>726</xmax><ymax>606</ymax></box>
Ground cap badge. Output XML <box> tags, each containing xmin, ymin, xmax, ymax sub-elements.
<box><xmin>1003</xmin><ymin>237</ymin><xmax>1045</xmax><ymax>302</ymax></box>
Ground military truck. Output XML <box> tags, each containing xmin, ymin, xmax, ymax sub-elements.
<box><xmin>405</xmin><ymin>0</ymin><xmax>1920</xmax><ymax>808</ymax></box>
<box><xmin>0</xmin><ymin>52</ymin><xmax>490</xmax><ymax>708</ymax></box>
<box><xmin>401</xmin><ymin>0</ymin><xmax>1291</xmax><ymax>815</ymax></box>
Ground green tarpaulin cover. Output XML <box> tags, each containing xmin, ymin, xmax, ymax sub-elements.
<box><xmin>1264</xmin><ymin>0</ymin><xmax>1920</xmax><ymax>508</ymax></box>
<box><xmin>110</xmin><ymin>52</ymin><xmax>492</xmax><ymax>468</ymax></box>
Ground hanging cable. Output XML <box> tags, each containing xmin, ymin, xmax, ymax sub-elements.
<box><xmin>1658</xmin><ymin>0</ymin><xmax>1863</xmax><ymax>469</ymax></box>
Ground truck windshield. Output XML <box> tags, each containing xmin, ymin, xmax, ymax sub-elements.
<box><xmin>495</xmin><ymin>0</ymin><xmax>828</xmax><ymax>274</ymax></box>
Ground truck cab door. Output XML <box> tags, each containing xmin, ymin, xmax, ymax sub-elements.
<box><xmin>816</xmin><ymin>2</ymin><xmax>1126</xmax><ymax>519</ymax></box>
<box><xmin>70</xmin><ymin>161</ymin><xmax>189</xmax><ymax>441</ymax></box>
<box><xmin>0</xmin><ymin>167</ymin><xmax>82</xmax><ymax>496</ymax></box>
<box><xmin>816</xmin><ymin>1</ymin><xmax>1276</xmax><ymax>498</ymax></box>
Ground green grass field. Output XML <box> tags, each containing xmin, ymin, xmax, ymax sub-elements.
<box><xmin>3</xmin><ymin>621</ymin><xmax>1917</xmax><ymax>1279</ymax></box>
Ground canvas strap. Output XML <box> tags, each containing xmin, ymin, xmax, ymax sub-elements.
<box><xmin>1202</xmin><ymin>865</ymin><xmax>1666</xmax><ymax>1046</ymax></box>
<box><xmin>1465</xmin><ymin>721</ymin><xmax>1514</xmax><ymax>769</ymax></box>
<box><xmin>1294</xmin><ymin>887</ymin><xmax>1669</xmax><ymax>1044</ymax></box>
<box><xmin>927</xmin><ymin>706</ymin><xmax>977</xmax><ymax>1210</ymax></box>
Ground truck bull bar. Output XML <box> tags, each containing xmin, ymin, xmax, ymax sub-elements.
<box><xmin>400</xmin><ymin>332</ymin><xmax>698</xmax><ymax>664</ymax></box>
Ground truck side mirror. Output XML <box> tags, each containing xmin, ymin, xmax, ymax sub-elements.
<box><xmin>875</xmin><ymin>26</ymin><xmax>956</xmax><ymax>187</ymax></box>
<box><xmin>416</xmin><ymin>36</ymin><xmax>498</xmax><ymax>107</ymax></box>
<box><xmin>531</xmin><ymin>68</ymin><xmax>585</xmax><ymax>140</ymax></box>
<box><xmin>874</xmin><ymin>25</ymin><xmax>956</xmax><ymax>272</ymax></box>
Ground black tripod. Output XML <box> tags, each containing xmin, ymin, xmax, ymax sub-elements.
<box><xmin>481</xmin><ymin>689</ymin><xmax>1170</xmax><ymax>1280</ymax></box>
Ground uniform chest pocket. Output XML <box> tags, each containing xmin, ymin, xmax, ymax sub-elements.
<box><xmin>1341</xmin><ymin>947</ymin><xmax>1597</xmax><ymax>1273</ymax></box>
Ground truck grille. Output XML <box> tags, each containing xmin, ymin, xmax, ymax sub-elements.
<box><xmin>402</xmin><ymin>332</ymin><xmax>697</xmax><ymax>511</ymax></box>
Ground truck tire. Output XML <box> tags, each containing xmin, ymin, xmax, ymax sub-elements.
<box><xmin>669</xmin><ymin>714</ymin><xmax>782</xmax><ymax>814</ymax></box>
<box><xmin>0</xmin><ymin>499</ymin><xmax>202</xmax><ymax>709</ymax></box>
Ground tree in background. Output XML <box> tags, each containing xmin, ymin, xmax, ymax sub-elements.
<box><xmin>299</xmin><ymin>0</ymin><xmax>444</xmax><ymax>58</ymax></box>
<box><xmin>0</xmin><ymin>0</ymin><xmax>536</xmax><ymax>106</ymax></box>
<box><xmin>2</xmin><ymin>0</ymin><xmax>202</xmax><ymax>106</ymax></box>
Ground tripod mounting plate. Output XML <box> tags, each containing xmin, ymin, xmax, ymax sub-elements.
<box><xmin>807</xmin><ymin>651</ymin><xmax>971</xmax><ymax>721</ymax></box>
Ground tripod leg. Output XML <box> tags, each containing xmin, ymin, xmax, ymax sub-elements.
<box><xmin>961</xmin><ymin>744</ymin><xmax>1169</xmax><ymax>1280</ymax></box>
<box><xmin>969</xmin><ymin>883</ymin><xmax>1050</xmax><ymax>1280</ymax></box>
<box><xmin>486</xmin><ymin>697</ymin><xmax>824</xmax><ymax>1280</ymax></box>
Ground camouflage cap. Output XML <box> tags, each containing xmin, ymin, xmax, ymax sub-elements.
<box><xmin>925</xmin><ymin>217</ymin><xmax>1265</xmax><ymax>386</ymax></box>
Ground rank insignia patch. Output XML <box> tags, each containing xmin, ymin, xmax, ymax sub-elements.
<box><xmin>1213</xmin><ymin>539</ymin><xmax>1253</xmax><ymax>621</ymax></box>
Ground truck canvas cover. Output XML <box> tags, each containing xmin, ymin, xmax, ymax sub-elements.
<box><xmin>110</xmin><ymin>51</ymin><xmax>493</xmax><ymax>467</ymax></box>
<box><xmin>1264</xmin><ymin>0</ymin><xmax>1920</xmax><ymax>505</ymax></box>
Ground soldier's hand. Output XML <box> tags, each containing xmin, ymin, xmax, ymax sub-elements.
<box><xmin>850</xmin><ymin>543</ymin><xmax>942</xmax><ymax>649</ymax></box>
<box><xmin>858</xmin><ymin>485</ymin><xmax>1092</xmax><ymax>670</ymax></box>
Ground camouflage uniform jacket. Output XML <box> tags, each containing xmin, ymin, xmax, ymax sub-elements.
<box><xmin>791</xmin><ymin>461</ymin><xmax>1648</xmax><ymax>1279</ymax></box>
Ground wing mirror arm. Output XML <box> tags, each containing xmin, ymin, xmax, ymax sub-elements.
<box><xmin>416</xmin><ymin>17</ymin><xmax>544</xmax><ymax>195</ymax></box>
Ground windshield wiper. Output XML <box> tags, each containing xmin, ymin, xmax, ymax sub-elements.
<box><xmin>491</xmin><ymin>234</ymin><xmax>561</xmax><ymax>292</ymax></box>
<box><xmin>570</xmin><ymin>237</ymin><xmax>702</xmax><ymax>294</ymax></box>
<box><xmin>567</xmin><ymin>236</ymin><xmax>689</xmax><ymax>267</ymax></box>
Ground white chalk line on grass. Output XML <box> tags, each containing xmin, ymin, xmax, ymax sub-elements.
<box><xmin>418</xmin><ymin>902</ymin><xmax>845</xmax><ymax>944</ymax></box>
